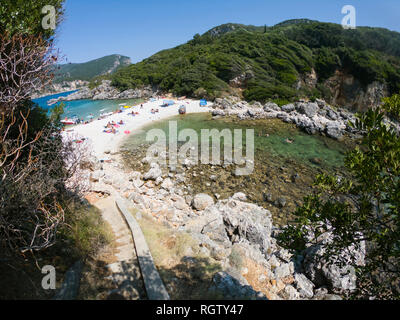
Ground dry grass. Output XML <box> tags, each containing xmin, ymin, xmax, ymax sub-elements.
<box><xmin>76</xmin><ymin>242</ymin><xmax>119</xmax><ymax>300</ymax></box>
<box><xmin>0</xmin><ymin>200</ymin><xmax>115</xmax><ymax>300</ymax></box>
<box><xmin>133</xmin><ymin>211</ymin><xmax>223</xmax><ymax>299</ymax></box>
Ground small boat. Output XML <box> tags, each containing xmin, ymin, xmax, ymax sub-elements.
<box><xmin>60</xmin><ymin>119</ymin><xmax>76</xmax><ymax>125</ymax></box>
<box><xmin>100</xmin><ymin>112</ymin><xmax>113</xmax><ymax>117</ymax></box>
<box><xmin>60</xmin><ymin>116</ymin><xmax>78</xmax><ymax>125</ymax></box>
<box><xmin>178</xmin><ymin>105</ymin><xmax>186</xmax><ymax>115</ymax></box>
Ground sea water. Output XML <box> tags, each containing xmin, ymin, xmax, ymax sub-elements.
<box><xmin>121</xmin><ymin>113</ymin><xmax>354</xmax><ymax>224</ymax></box>
<box><xmin>33</xmin><ymin>91</ymin><xmax>143</xmax><ymax>120</ymax></box>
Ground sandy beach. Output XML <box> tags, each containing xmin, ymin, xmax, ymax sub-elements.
<box><xmin>62</xmin><ymin>98</ymin><xmax>211</xmax><ymax>159</ymax></box>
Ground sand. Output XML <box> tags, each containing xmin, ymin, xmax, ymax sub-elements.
<box><xmin>62</xmin><ymin>98</ymin><xmax>211</xmax><ymax>158</ymax></box>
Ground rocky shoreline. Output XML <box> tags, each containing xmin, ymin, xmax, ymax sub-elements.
<box><xmin>47</xmin><ymin>80</ymin><xmax>156</xmax><ymax>105</ymax></box>
<box><xmin>30</xmin><ymin>80</ymin><xmax>89</xmax><ymax>100</ymax></box>
<box><xmin>211</xmin><ymin>96</ymin><xmax>362</xmax><ymax>141</ymax></box>
<box><xmin>74</xmin><ymin>148</ymin><xmax>366</xmax><ymax>300</ymax></box>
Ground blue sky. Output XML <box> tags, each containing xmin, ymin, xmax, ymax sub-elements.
<box><xmin>55</xmin><ymin>0</ymin><xmax>400</xmax><ymax>64</ymax></box>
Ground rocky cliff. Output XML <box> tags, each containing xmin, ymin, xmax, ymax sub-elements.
<box><xmin>297</xmin><ymin>69</ymin><xmax>389</xmax><ymax>111</ymax></box>
<box><xmin>47</xmin><ymin>80</ymin><xmax>156</xmax><ymax>105</ymax></box>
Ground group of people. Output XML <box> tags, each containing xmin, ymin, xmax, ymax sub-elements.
<box><xmin>151</xmin><ymin>108</ymin><xmax>159</xmax><ymax>114</ymax></box>
<box><xmin>103</xmin><ymin>120</ymin><xmax>125</xmax><ymax>134</ymax></box>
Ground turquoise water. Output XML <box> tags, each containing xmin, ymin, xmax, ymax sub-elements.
<box><xmin>123</xmin><ymin>113</ymin><xmax>349</xmax><ymax>169</ymax></box>
<box><xmin>122</xmin><ymin>113</ymin><xmax>354</xmax><ymax>225</ymax></box>
<box><xmin>33</xmin><ymin>91</ymin><xmax>143</xmax><ymax>120</ymax></box>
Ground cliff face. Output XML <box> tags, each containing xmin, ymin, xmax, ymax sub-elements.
<box><xmin>296</xmin><ymin>69</ymin><xmax>388</xmax><ymax>111</ymax></box>
<box><xmin>323</xmin><ymin>71</ymin><xmax>388</xmax><ymax>111</ymax></box>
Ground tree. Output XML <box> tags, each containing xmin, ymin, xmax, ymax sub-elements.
<box><xmin>0</xmin><ymin>0</ymin><xmax>70</xmax><ymax>260</ymax></box>
<box><xmin>0</xmin><ymin>0</ymin><xmax>64</xmax><ymax>39</ymax></box>
<box><xmin>278</xmin><ymin>93</ymin><xmax>400</xmax><ymax>299</ymax></box>
<box><xmin>0</xmin><ymin>0</ymin><xmax>64</xmax><ymax>112</ymax></box>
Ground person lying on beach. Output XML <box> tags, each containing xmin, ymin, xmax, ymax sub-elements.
<box><xmin>112</xmin><ymin>127</ymin><xmax>117</xmax><ymax>134</ymax></box>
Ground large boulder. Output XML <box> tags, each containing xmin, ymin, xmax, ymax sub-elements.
<box><xmin>264</xmin><ymin>102</ymin><xmax>280</xmax><ymax>112</ymax></box>
<box><xmin>281</xmin><ymin>103</ymin><xmax>296</xmax><ymax>113</ymax></box>
<box><xmin>302</xmin><ymin>233</ymin><xmax>366</xmax><ymax>292</ymax></box>
<box><xmin>160</xmin><ymin>177</ymin><xmax>174</xmax><ymax>190</ymax></box>
<box><xmin>297</xmin><ymin>102</ymin><xmax>319</xmax><ymax>118</ymax></box>
<box><xmin>192</xmin><ymin>193</ymin><xmax>214</xmax><ymax>211</ymax></box>
<box><xmin>274</xmin><ymin>262</ymin><xmax>294</xmax><ymax>280</ymax></box>
<box><xmin>218</xmin><ymin>199</ymin><xmax>273</xmax><ymax>256</ymax></box>
<box><xmin>294</xmin><ymin>273</ymin><xmax>315</xmax><ymax>298</ymax></box>
<box><xmin>208</xmin><ymin>271</ymin><xmax>267</xmax><ymax>300</ymax></box>
<box><xmin>212</xmin><ymin>109</ymin><xmax>226</xmax><ymax>117</ymax></box>
<box><xmin>325</xmin><ymin>122</ymin><xmax>344</xmax><ymax>140</ymax></box>
<box><xmin>143</xmin><ymin>163</ymin><xmax>162</xmax><ymax>181</ymax></box>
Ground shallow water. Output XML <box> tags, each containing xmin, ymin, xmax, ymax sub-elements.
<box><xmin>122</xmin><ymin>113</ymin><xmax>354</xmax><ymax>225</ymax></box>
<box><xmin>123</xmin><ymin>113</ymin><xmax>348</xmax><ymax>169</ymax></box>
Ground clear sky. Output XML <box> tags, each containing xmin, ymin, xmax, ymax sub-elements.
<box><xmin>55</xmin><ymin>0</ymin><xmax>400</xmax><ymax>64</ymax></box>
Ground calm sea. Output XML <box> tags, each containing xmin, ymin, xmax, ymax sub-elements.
<box><xmin>33</xmin><ymin>90</ymin><xmax>143</xmax><ymax>120</ymax></box>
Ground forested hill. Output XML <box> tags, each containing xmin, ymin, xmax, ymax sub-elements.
<box><xmin>54</xmin><ymin>54</ymin><xmax>131</xmax><ymax>82</ymax></box>
<box><xmin>110</xmin><ymin>20</ymin><xmax>400</xmax><ymax>109</ymax></box>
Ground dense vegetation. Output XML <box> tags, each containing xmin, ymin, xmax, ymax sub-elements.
<box><xmin>111</xmin><ymin>20</ymin><xmax>400</xmax><ymax>104</ymax></box>
<box><xmin>0</xmin><ymin>0</ymin><xmax>110</xmax><ymax>299</ymax></box>
<box><xmin>279</xmin><ymin>92</ymin><xmax>400</xmax><ymax>299</ymax></box>
<box><xmin>54</xmin><ymin>54</ymin><xmax>131</xmax><ymax>82</ymax></box>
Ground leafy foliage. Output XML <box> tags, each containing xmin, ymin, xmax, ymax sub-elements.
<box><xmin>111</xmin><ymin>20</ymin><xmax>400</xmax><ymax>103</ymax></box>
<box><xmin>0</xmin><ymin>0</ymin><xmax>64</xmax><ymax>40</ymax></box>
<box><xmin>278</xmin><ymin>93</ymin><xmax>400</xmax><ymax>299</ymax></box>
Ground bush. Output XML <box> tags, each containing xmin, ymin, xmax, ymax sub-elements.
<box><xmin>278</xmin><ymin>92</ymin><xmax>400</xmax><ymax>299</ymax></box>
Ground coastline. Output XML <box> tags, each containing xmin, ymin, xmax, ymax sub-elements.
<box><xmin>62</xmin><ymin>98</ymin><xmax>212</xmax><ymax>158</ymax></box>
<box><xmin>64</xmin><ymin>96</ymin><xmax>366</xmax><ymax>300</ymax></box>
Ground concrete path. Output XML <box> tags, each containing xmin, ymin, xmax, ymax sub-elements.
<box><xmin>94</xmin><ymin>196</ymin><xmax>146</xmax><ymax>300</ymax></box>
<box><xmin>116</xmin><ymin>196</ymin><xmax>170</xmax><ymax>300</ymax></box>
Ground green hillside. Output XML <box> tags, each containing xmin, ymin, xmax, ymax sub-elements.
<box><xmin>110</xmin><ymin>20</ymin><xmax>400</xmax><ymax>104</ymax></box>
<box><xmin>54</xmin><ymin>54</ymin><xmax>131</xmax><ymax>82</ymax></box>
